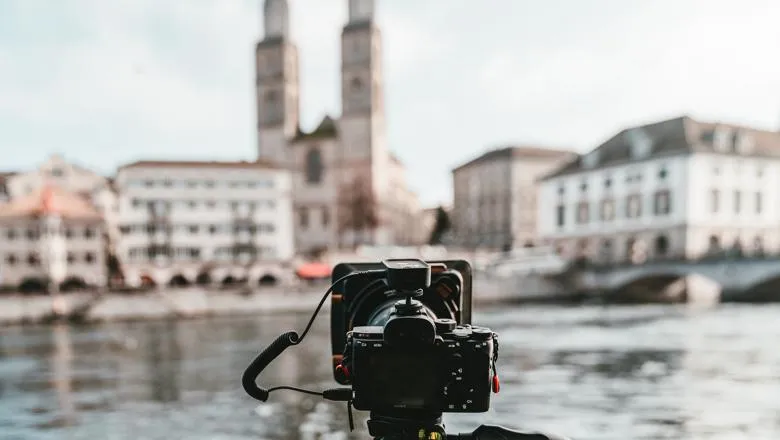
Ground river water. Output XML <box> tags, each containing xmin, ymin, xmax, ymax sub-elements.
<box><xmin>2</xmin><ymin>304</ymin><xmax>780</xmax><ymax>440</ymax></box>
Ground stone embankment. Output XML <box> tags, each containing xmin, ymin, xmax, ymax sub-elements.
<box><xmin>0</xmin><ymin>286</ymin><xmax>328</xmax><ymax>326</ymax></box>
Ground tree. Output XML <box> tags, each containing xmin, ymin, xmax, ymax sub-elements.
<box><xmin>428</xmin><ymin>206</ymin><xmax>451</xmax><ymax>245</ymax></box>
<box><xmin>337</xmin><ymin>175</ymin><xmax>379</xmax><ymax>249</ymax></box>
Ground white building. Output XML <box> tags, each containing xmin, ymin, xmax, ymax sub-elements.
<box><xmin>538</xmin><ymin>115</ymin><xmax>780</xmax><ymax>263</ymax></box>
<box><xmin>114</xmin><ymin>160</ymin><xmax>294</xmax><ymax>287</ymax></box>
<box><xmin>255</xmin><ymin>0</ymin><xmax>423</xmax><ymax>255</ymax></box>
<box><xmin>452</xmin><ymin>146</ymin><xmax>576</xmax><ymax>250</ymax></box>
<box><xmin>0</xmin><ymin>186</ymin><xmax>107</xmax><ymax>291</ymax></box>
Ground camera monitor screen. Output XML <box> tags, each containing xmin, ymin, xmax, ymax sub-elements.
<box><xmin>362</xmin><ymin>349</ymin><xmax>440</xmax><ymax>410</ymax></box>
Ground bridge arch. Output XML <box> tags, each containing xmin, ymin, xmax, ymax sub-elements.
<box><xmin>609</xmin><ymin>272</ymin><xmax>721</xmax><ymax>303</ymax></box>
<box><xmin>741</xmin><ymin>273</ymin><xmax>780</xmax><ymax>302</ymax></box>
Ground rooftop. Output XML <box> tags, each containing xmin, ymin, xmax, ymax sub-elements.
<box><xmin>542</xmin><ymin>115</ymin><xmax>780</xmax><ymax>180</ymax></box>
<box><xmin>293</xmin><ymin>115</ymin><xmax>338</xmax><ymax>142</ymax></box>
<box><xmin>0</xmin><ymin>185</ymin><xmax>102</xmax><ymax>220</ymax></box>
<box><xmin>453</xmin><ymin>145</ymin><xmax>576</xmax><ymax>173</ymax></box>
<box><xmin>118</xmin><ymin>159</ymin><xmax>280</xmax><ymax>170</ymax></box>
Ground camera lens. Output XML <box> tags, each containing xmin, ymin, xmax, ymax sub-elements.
<box><xmin>366</xmin><ymin>298</ymin><xmax>436</xmax><ymax>327</ymax></box>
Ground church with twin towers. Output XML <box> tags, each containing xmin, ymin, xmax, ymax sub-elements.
<box><xmin>255</xmin><ymin>0</ymin><xmax>424</xmax><ymax>255</ymax></box>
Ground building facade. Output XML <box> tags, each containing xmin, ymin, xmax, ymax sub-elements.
<box><xmin>255</xmin><ymin>0</ymin><xmax>423</xmax><ymax>255</ymax></box>
<box><xmin>114</xmin><ymin>160</ymin><xmax>294</xmax><ymax>287</ymax></box>
<box><xmin>0</xmin><ymin>186</ymin><xmax>107</xmax><ymax>291</ymax></box>
<box><xmin>3</xmin><ymin>155</ymin><xmax>119</xmax><ymax>251</ymax></box>
<box><xmin>538</xmin><ymin>116</ymin><xmax>780</xmax><ymax>263</ymax></box>
<box><xmin>0</xmin><ymin>172</ymin><xmax>13</xmax><ymax>203</ymax></box>
<box><xmin>452</xmin><ymin>146</ymin><xmax>576</xmax><ymax>250</ymax></box>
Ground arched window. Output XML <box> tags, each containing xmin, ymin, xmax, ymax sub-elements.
<box><xmin>305</xmin><ymin>148</ymin><xmax>323</xmax><ymax>184</ymax></box>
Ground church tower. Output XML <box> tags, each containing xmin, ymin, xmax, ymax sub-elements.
<box><xmin>339</xmin><ymin>0</ymin><xmax>387</xmax><ymax>165</ymax></box>
<box><xmin>256</xmin><ymin>0</ymin><xmax>299</xmax><ymax>165</ymax></box>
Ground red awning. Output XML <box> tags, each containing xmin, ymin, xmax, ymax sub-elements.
<box><xmin>296</xmin><ymin>262</ymin><xmax>331</xmax><ymax>279</ymax></box>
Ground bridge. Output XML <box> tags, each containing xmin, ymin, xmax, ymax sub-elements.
<box><xmin>578</xmin><ymin>255</ymin><xmax>780</xmax><ymax>303</ymax></box>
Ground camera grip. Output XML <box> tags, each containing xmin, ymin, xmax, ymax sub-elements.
<box><xmin>241</xmin><ymin>331</ymin><xmax>300</xmax><ymax>402</ymax></box>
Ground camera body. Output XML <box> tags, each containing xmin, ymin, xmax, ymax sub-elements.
<box><xmin>345</xmin><ymin>323</ymin><xmax>495</xmax><ymax>412</ymax></box>
<box><xmin>330</xmin><ymin>259</ymin><xmax>498</xmax><ymax>414</ymax></box>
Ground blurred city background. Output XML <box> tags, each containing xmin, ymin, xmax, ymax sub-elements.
<box><xmin>2</xmin><ymin>0</ymin><xmax>780</xmax><ymax>439</ymax></box>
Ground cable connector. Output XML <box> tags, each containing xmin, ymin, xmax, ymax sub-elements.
<box><xmin>322</xmin><ymin>388</ymin><xmax>353</xmax><ymax>402</ymax></box>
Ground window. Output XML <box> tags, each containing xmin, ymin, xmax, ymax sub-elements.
<box><xmin>67</xmin><ymin>252</ymin><xmax>75</xmax><ymax>264</ymax></box>
<box><xmin>556</xmin><ymin>205</ymin><xmax>565</xmax><ymax>227</ymax></box>
<box><xmin>658</xmin><ymin>167</ymin><xmax>668</xmax><ymax>179</ymax></box>
<box><xmin>305</xmin><ymin>148</ymin><xmax>324</xmax><ymax>184</ymax></box>
<box><xmin>188</xmin><ymin>201</ymin><xmax>197</xmax><ymax>209</ymax></box>
<box><xmin>84</xmin><ymin>228</ymin><xmax>94</xmax><ymax>239</ymax></box>
<box><xmin>6</xmin><ymin>229</ymin><xmax>15</xmax><ymax>240</ymax></box>
<box><xmin>27</xmin><ymin>253</ymin><xmax>40</xmax><ymax>266</ymax></box>
<box><xmin>350</xmin><ymin>77</ymin><xmax>363</xmax><ymax>92</ymax></box>
<box><xmin>576</xmin><ymin>202</ymin><xmax>589</xmax><ymax>224</ymax></box>
<box><xmin>604</xmin><ymin>178</ymin><xmax>612</xmax><ymax>188</ymax></box>
<box><xmin>600</xmin><ymin>199</ymin><xmax>615</xmax><ymax>221</ymax></box>
<box><xmin>209</xmin><ymin>225</ymin><xmax>217</xmax><ymax>235</ymax></box>
<box><xmin>26</xmin><ymin>229</ymin><xmax>38</xmax><ymax>240</ymax></box>
<box><xmin>625</xmin><ymin>194</ymin><xmax>642</xmax><ymax>218</ymax></box>
<box><xmin>557</xmin><ymin>186</ymin><xmax>565</xmax><ymax>195</ymax></box>
<box><xmin>189</xmin><ymin>225</ymin><xmax>199</xmax><ymax>234</ymax></box>
<box><xmin>654</xmin><ymin>190</ymin><xmax>671</xmax><ymax>215</ymax></box>
<box><xmin>50</xmin><ymin>167</ymin><xmax>63</xmax><ymax>177</ymax></box>
<box><xmin>299</xmin><ymin>207</ymin><xmax>309</xmax><ymax>228</ymax></box>
<box><xmin>85</xmin><ymin>253</ymin><xmax>95</xmax><ymax>264</ymax></box>
<box><xmin>756</xmin><ymin>192</ymin><xmax>763</xmax><ymax>214</ymax></box>
<box><xmin>6</xmin><ymin>254</ymin><xmax>16</xmax><ymax>265</ymax></box>
<box><xmin>65</xmin><ymin>228</ymin><xmax>73</xmax><ymax>239</ymax></box>
<box><xmin>734</xmin><ymin>190</ymin><xmax>741</xmax><ymax>214</ymax></box>
<box><xmin>322</xmin><ymin>207</ymin><xmax>330</xmax><ymax>226</ymax></box>
<box><xmin>132</xmin><ymin>198</ymin><xmax>142</xmax><ymax>208</ymax></box>
<box><xmin>710</xmin><ymin>189</ymin><xmax>720</xmax><ymax>213</ymax></box>
<box><xmin>579</xmin><ymin>182</ymin><xmax>588</xmax><ymax>192</ymax></box>
<box><xmin>713</xmin><ymin>127</ymin><xmax>731</xmax><ymax>152</ymax></box>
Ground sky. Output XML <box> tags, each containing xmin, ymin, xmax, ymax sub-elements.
<box><xmin>1</xmin><ymin>0</ymin><xmax>779</xmax><ymax>206</ymax></box>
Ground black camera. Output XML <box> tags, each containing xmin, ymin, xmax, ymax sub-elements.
<box><xmin>330</xmin><ymin>259</ymin><xmax>498</xmax><ymax>413</ymax></box>
<box><xmin>241</xmin><ymin>258</ymin><xmax>569</xmax><ymax>439</ymax></box>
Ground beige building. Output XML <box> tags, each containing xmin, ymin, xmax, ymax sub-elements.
<box><xmin>255</xmin><ymin>0</ymin><xmax>423</xmax><ymax>255</ymax></box>
<box><xmin>538</xmin><ymin>116</ymin><xmax>780</xmax><ymax>263</ymax></box>
<box><xmin>0</xmin><ymin>172</ymin><xmax>12</xmax><ymax>203</ymax></box>
<box><xmin>452</xmin><ymin>146</ymin><xmax>575</xmax><ymax>250</ymax></box>
<box><xmin>0</xmin><ymin>186</ymin><xmax>107</xmax><ymax>291</ymax></box>
<box><xmin>114</xmin><ymin>160</ymin><xmax>295</xmax><ymax>287</ymax></box>
<box><xmin>4</xmin><ymin>155</ymin><xmax>119</xmax><ymax>251</ymax></box>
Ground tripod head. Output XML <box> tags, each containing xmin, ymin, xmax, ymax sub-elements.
<box><xmin>366</xmin><ymin>410</ymin><xmax>569</xmax><ymax>440</ymax></box>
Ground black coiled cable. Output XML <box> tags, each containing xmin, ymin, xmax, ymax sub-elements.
<box><xmin>241</xmin><ymin>269</ymin><xmax>385</xmax><ymax>403</ymax></box>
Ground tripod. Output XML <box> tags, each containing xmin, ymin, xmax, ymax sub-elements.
<box><xmin>366</xmin><ymin>410</ymin><xmax>570</xmax><ymax>440</ymax></box>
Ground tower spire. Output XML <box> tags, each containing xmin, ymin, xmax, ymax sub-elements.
<box><xmin>263</xmin><ymin>0</ymin><xmax>289</xmax><ymax>39</ymax></box>
<box><xmin>348</xmin><ymin>0</ymin><xmax>375</xmax><ymax>23</ymax></box>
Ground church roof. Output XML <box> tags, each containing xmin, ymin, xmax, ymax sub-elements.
<box><xmin>293</xmin><ymin>115</ymin><xmax>338</xmax><ymax>142</ymax></box>
<box><xmin>0</xmin><ymin>185</ymin><xmax>102</xmax><ymax>221</ymax></box>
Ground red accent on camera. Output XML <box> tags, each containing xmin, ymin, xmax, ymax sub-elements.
<box><xmin>492</xmin><ymin>374</ymin><xmax>500</xmax><ymax>394</ymax></box>
<box><xmin>335</xmin><ymin>364</ymin><xmax>350</xmax><ymax>380</ymax></box>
